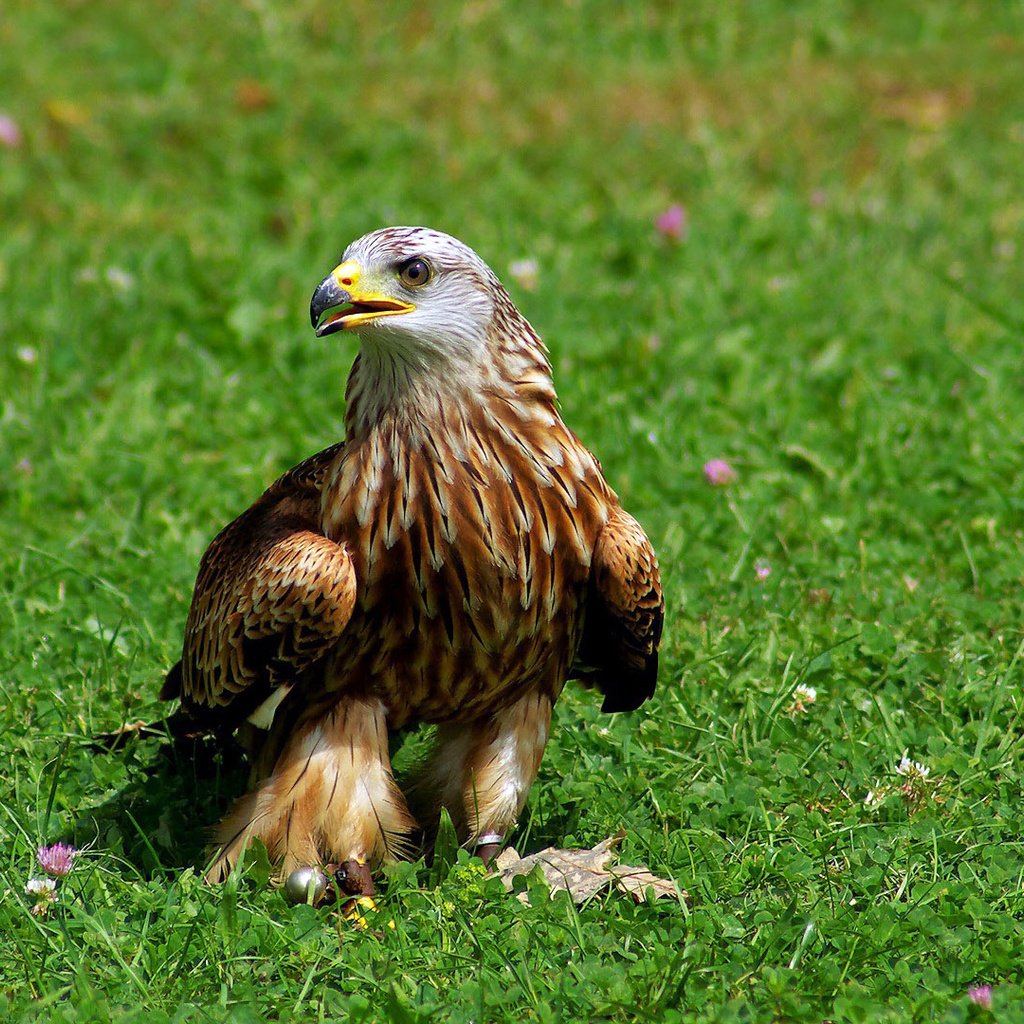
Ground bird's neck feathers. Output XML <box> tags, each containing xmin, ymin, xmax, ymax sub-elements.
<box><xmin>343</xmin><ymin>296</ymin><xmax>559</xmax><ymax>445</ymax></box>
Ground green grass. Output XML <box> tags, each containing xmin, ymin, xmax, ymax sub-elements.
<box><xmin>3</xmin><ymin>1</ymin><xmax>1024</xmax><ymax>1020</ymax></box>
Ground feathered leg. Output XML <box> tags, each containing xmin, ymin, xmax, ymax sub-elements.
<box><xmin>409</xmin><ymin>690</ymin><xmax>553</xmax><ymax>858</ymax></box>
<box><xmin>207</xmin><ymin>697</ymin><xmax>416</xmax><ymax>883</ymax></box>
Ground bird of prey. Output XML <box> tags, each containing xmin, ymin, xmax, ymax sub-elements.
<box><xmin>161</xmin><ymin>227</ymin><xmax>664</xmax><ymax>894</ymax></box>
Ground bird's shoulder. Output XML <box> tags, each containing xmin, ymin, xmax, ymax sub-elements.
<box><xmin>165</xmin><ymin>441</ymin><xmax>356</xmax><ymax>721</ymax></box>
<box><xmin>264</xmin><ymin>440</ymin><xmax>348</xmax><ymax>504</ymax></box>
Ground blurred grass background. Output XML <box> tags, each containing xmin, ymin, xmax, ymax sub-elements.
<box><xmin>2</xmin><ymin>1</ymin><xmax>1024</xmax><ymax>1021</ymax></box>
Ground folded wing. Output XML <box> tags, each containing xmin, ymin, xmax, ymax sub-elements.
<box><xmin>162</xmin><ymin>445</ymin><xmax>356</xmax><ymax>728</ymax></box>
<box><xmin>574</xmin><ymin>506</ymin><xmax>664</xmax><ymax>713</ymax></box>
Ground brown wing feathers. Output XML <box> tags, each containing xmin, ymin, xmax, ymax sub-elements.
<box><xmin>162</xmin><ymin>445</ymin><xmax>356</xmax><ymax>728</ymax></box>
<box><xmin>575</xmin><ymin>506</ymin><xmax>664</xmax><ymax>713</ymax></box>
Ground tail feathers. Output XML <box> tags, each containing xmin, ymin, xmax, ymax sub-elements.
<box><xmin>206</xmin><ymin>702</ymin><xmax>417</xmax><ymax>881</ymax></box>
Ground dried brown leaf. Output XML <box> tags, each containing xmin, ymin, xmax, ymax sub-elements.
<box><xmin>609</xmin><ymin>865</ymin><xmax>684</xmax><ymax>903</ymax></box>
<box><xmin>496</xmin><ymin>833</ymin><xmax>684</xmax><ymax>906</ymax></box>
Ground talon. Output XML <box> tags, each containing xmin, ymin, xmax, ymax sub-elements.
<box><xmin>335</xmin><ymin>858</ymin><xmax>375</xmax><ymax>897</ymax></box>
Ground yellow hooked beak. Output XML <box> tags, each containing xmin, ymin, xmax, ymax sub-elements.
<box><xmin>309</xmin><ymin>259</ymin><xmax>415</xmax><ymax>336</ymax></box>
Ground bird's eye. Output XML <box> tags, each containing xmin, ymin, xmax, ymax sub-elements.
<box><xmin>398</xmin><ymin>258</ymin><xmax>432</xmax><ymax>288</ymax></box>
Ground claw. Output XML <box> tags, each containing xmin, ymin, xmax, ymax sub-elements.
<box><xmin>335</xmin><ymin>859</ymin><xmax>375</xmax><ymax>897</ymax></box>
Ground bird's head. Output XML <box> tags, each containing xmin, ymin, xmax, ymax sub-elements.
<box><xmin>310</xmin><ymin>226</ymin><xmax>507</xmax><ymax>368</ymax></box>
<box><xmin>310</xmin><ymin>227</ymin><xmax>554</xmax><ymax>431</ymax></box>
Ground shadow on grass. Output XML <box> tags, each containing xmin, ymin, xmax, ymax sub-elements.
<box><xmin>513</xmin><ymin>801</ymin><xmax>588</xmax><ymax>854</ymax></box>
<box><xmin>69</xmin><ymin>726</ymin><xmax>249</xmax><ymax>877</ymax></box>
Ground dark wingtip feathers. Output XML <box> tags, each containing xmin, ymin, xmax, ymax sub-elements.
<box><xmin>598</xmin><ymin>652</ymin><xmax>659</xmax><ymax>713</ymax></box>
<box><xmin>160</xmin><ymin>661</ymin><xmax>183</xmax><ymax>701</ymax></box>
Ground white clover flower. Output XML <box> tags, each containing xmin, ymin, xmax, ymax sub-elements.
<box><xmin>864</xmin><ymin>788</ymin><xmax>888</xmax><ymax>811</ymax></box>
<box><xmin>895</xmin><ymin>756</ymin><xmax>930</xmax><ymax>779</ymax></box>
<box><xmin>891</xmin><ymin>755</ymin><xmax>937</xmax><ymax>812</ymax></box>
<box><xmin>105</xmin><ymin>266</ymin><xmax>135</xmax><ymax>291</ymax></box>
<box><xmin>826</xmin><ymin>857</ymin><xmax>846</xmax><ymax>877</ymax></box>
<box><xmin>26</xmin><ymin>876</ymin><xmax>58</xmax><ymax>916</ymax></box>
<box><xmin>785</xmin><ymin>684</ymin><xmax>819</xmax><ymax>716</ymax></box>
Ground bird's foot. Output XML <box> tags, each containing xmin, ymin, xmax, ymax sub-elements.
<box><xmin>284</xmin><ymin>859</ymin><xmax>378</xmax><ymax>917</ymax></box>
<box><xmin>334</xmin><ymin>858</ymin><xmax>375</xmax><ymax>898</ymax></box>
<box><xmin>474</xmin><ymin>832</ymin><xmax>504</xmax><ymax>868</ymax></box>
<box><xmin>331</xmin><ymin>859</ymin><xmax>380</xmax><ymax>928</ymax></box>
